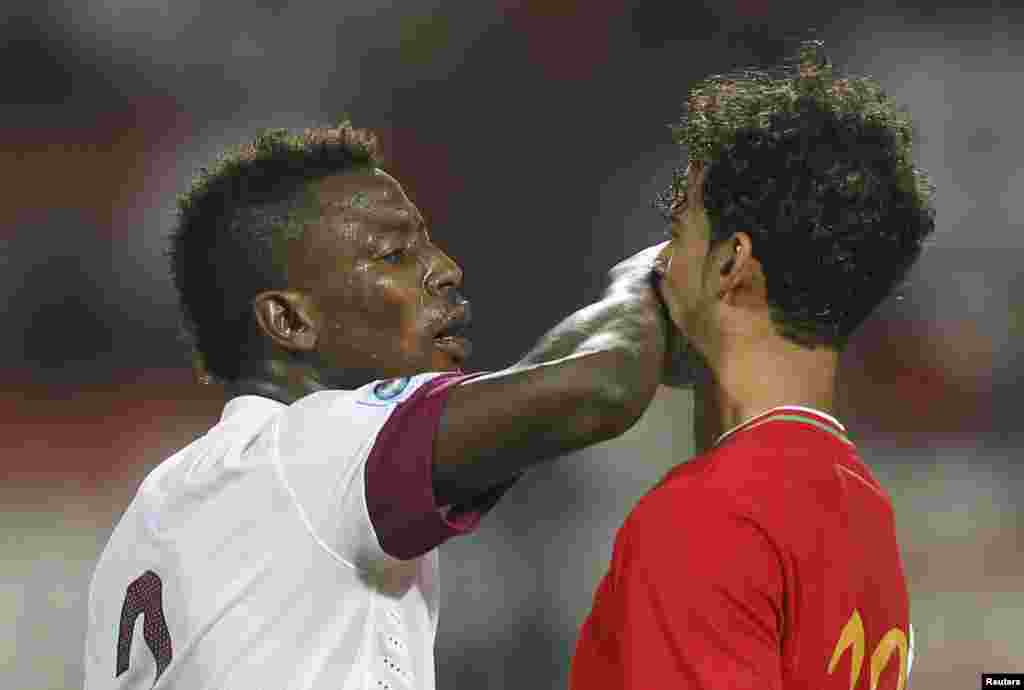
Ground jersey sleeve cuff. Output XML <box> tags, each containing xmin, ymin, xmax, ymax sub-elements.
<box><xmin>365</xmin><ymin>371</ymin><xmax>515</xmax><ymax>560</ymax></box>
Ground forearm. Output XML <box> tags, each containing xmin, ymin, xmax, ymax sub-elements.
<box><xmin>432</xmin><ymin>250</ymin><xmax>672</xmax><ymax>504</ymax></box>
<box><xmin>516</xmin><ymin>276</ymin><xmax>669</xmax><ymax>424</ymax></box>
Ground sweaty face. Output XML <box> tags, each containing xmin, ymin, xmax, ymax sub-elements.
<box><xmin>287</xmin><ymin>169</ymin><xmax>470</xmax><ymax>382</ymax></box>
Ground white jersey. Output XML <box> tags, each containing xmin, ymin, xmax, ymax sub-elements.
<box><xmin>85</xmin><ymin>372</ymin><xmax>510</xmax><ymax>690</ymax></box>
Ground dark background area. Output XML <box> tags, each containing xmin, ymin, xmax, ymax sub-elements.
<box><xmin>2</xmin><ymin>1</ymin><xmax>1022</xmax><ymax>687</ymax></box>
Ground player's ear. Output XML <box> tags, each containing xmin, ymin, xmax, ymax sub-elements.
<box><xmin>716</xmin><ymin>232</ymin><xmax>764</xmax><ymax>304</ymax></box>
<box><xmin>190</xmin><ymin>348</ymin><xmax>215</xmax><ymax>385</ymax></box>
<box><xmin>252</xmin><ymin>290</ymin><xmax>318</xmax><ymax>351</ymax></box>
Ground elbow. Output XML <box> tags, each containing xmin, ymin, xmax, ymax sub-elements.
<box><xmin>561</xmin><ymin>347</ymin><xmax>660</xmax><ymax>444</ymax></box>
<box><xmin>582</xmin><ymin>378</ymin><xmax>650</xmax><ymax>441</ymax></box>
<box><xmin>600</xmin><ymin>345</ymin><xmax>662</xmax><ymax>429</ymax></box>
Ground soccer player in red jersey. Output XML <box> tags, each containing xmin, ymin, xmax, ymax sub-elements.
<box><xmin>571</xmin><ymin>42</ymin><xmax>936</xmax><ymax>690</ymax></box>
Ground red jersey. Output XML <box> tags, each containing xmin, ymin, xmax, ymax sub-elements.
<box><xmin>571</xmin><ymin>407</ymin><xmax>912</xmax><ymax>690</ymax></box>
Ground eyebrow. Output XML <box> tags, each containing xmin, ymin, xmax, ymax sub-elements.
<box><xmin>371</xmin><ymin>207</ymin><xmax>419</xmax><ymax>228</ymax></box>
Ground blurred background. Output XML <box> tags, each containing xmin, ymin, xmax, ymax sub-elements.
<box><xmin>2</xmin><ymin>0</ymin><xmax>1021</xmax><ymax>687</ymax></box>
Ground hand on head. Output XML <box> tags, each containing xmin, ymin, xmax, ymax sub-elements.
<box><xmin>607</xmin><ymin>241</ymin><xmax>671</xmax><ymax>289</ymax></box>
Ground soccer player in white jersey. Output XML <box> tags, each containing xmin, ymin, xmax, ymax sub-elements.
<box><xmin>84</xmin><ymin>124</ymin><xmax>676</xmax><ymax>689</ymax></box>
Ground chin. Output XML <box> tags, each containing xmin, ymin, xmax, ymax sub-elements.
<box><xmin>429</xmin><ymin>354</ymin><xmax>464</xmax><ymax>373</ymax></box>
<box><xmin>429</xmin><ymin>339</ymin><xmax>471</xmax><ymax>372</ymax></box>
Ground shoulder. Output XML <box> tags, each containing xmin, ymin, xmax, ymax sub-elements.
<box><xmin>720</xmin><ymin>416</ymin><xmax>856</xmax><ymax>464</ymax></box>
<box><xmin>280</xmin><ymin>372</ymin><xmax>473</xmax><ymax>425</ymax></box>
<box><xmin>356</xmin><ymin>371</ymin><xmax>471</xmax><ymax>407</ymax></box>
<box><xmin>615</xmin><ymin>474</ymin><xmax>784</xmax><ymax>591</ymax></box>
<box><xmin>626</xmin><ymin>422</ymin><xmax>853</xmax><ymax>541</ymax></box>
<box><xmin>270</xmin><ymin>372</ymin><xmax>475</xmax><ymax>465</ymax></box>
<box><xmin>712</xmin><ymin>420</ymin><xmax>867</xmax><ymax>502</ymax></box>
<box><xmin>638</xmin><ymin>436</ymin><xmax>785</xmax><ymax>520</ymax></box>
<box><xmin>703</xmin><ymin>421</ymin><xmax>890</xmax><ymax>542</ymax></box>
<box><xmin>304</xmin><ymin>372</ymin><xmax>462</xmax><ymax>408</ymax></box>
<box><xmin>624</xmin><ymin>452</ymin><xmax>765</xmax><ymax>552</ymax></box>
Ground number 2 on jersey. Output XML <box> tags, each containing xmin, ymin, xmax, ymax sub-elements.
<box><xmin>117</xmin><ymin>570</ymin><xmax>173</xmax><ymax>687</ymax></box>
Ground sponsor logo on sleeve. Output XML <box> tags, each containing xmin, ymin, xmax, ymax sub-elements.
<box><xmin>372</xmin><ymin>377</ymin><xmax>411</xmax><ymax>401</ymax></box>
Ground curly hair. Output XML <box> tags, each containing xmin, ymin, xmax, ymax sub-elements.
<box><xmin>658</xmin><ymin>41</ymin><xmax>936</xmax><ymax>349</ymax></box>
<box><xmin>168</xmin><ymin>122</ymin><xmax>380</xmax><ymax>382</ymax></box>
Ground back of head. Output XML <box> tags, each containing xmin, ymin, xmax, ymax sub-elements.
<box><xmin>169</xmin><ymin>123</ymin><xmax>380</xmax><ymax>382</ymax></box>
<box><xmin>660</xmin><ymin>41</ymin><xmax>936</xmax><ymax>349</ymax></box>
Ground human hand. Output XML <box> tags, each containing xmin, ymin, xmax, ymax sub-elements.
<box><xmin>606</xmin><ymin>241</ymin><xmax>670</xmax><ymax>292</ymax></box>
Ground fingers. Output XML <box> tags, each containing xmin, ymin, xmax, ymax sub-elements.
<box><xmin>611</xmin><ymin>241</ymin><xmax>671</xmax><ymax>274</ymax></box>
<box><xmin>631</xmin><ymin>241</ymin><xmax>671</xmax><ymax>262</ymax></box>
<box><xmin>606</xmin><ymin>241</ymin><xmax>674</xmax><ymax>296</ymax></box>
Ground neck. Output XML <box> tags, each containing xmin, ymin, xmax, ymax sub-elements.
<box><xmin>693</xmin><ymin>335</ymin><xmax>839</xmax><ymax>452</ymax></box>
<box><xmin>226</xmin><ymin>359</ymin><xmax>330</xmax><ymax>405</ymax></box>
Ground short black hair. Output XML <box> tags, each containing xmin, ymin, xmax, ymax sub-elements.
<box><xmin>168</xmin><ymin>123</ymin><xmax>380</xmax><ymax>382</ymax></box>
<box><xmin>658</xmin><ymin>41</ymin><xmax>936</xmax><ymax>349</ymax></box>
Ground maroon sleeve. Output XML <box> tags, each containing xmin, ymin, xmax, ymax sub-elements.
<box><xmin>364</xmin><ymin>372</ymin><xmax>520</xmax><ymax>560</ymax></box>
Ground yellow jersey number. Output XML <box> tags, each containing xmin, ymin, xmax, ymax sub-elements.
<box><xmin>827</xmin><ymin>610</ymin><xmax>910</xmax><ymax>690</ymax></box>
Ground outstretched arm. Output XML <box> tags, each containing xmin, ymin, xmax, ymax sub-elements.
<box><xmin>432</xmin><ymin>244</ymin><xmax>671</xmax><ymax>506</ymax></box>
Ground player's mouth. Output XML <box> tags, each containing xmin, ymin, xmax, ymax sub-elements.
<box><xmin>433</xmin><ymin>305</ymin><xmax>473</xmax><ymax>365</ymax></box>
<box><xmin>433</xmin><ymin>335</ymin><xmax>472</xmax><ymax>365</ymax></box>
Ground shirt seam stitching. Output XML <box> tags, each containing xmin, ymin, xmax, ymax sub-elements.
<box><xmin>268</xmin><ymin>413</ymin><xmax>366</xmax><ymax>573</ymax></box>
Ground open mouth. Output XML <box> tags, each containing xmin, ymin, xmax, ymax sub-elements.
<box><xmin>433</xmin><ymin>334</ymin><xmax>472</xmax><ymax>364</ymax></box>
<box><xmin>433</xmin><ymin>310</ymin><xmax>473</xmax><ymax>364</ymax></box>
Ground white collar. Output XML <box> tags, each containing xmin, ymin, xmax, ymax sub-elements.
<box><xmin>713</xmin><ymin>405</ymin><xmax>846</xmax><ymax>448</ymax></box>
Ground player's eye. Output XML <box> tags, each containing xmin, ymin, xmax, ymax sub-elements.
<box><xmin>380</xmin><ymin>248</ymin><xmax>406</xmax><ymax>265</ymax></box>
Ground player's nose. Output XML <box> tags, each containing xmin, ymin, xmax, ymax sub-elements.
<box><xmin>425</xmin><ymin>246</ymin><xmax>463</xmax><ymax>297</ymax></box>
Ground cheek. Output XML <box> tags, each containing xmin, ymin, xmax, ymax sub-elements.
<box><xmin>658</xmin><ymin>269</ymin><xmax>687</xmax><ymax>329</ymax></box>
<box><xmin>315</xmin><ymin>277</ymin><xmax>413</xmax><ymax>355</ymax></box>
<box><xmin>335</xmin><ymin>270</ymin><xmax>416</xmax><ymax>325</ymax></box>
<box><xmin>349</xmin><ymin>274</ymin><xmax>441</xmax><ymax>357</ymax></box>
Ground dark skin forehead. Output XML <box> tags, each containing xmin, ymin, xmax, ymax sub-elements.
<box><xmin>318</xmin><ymin>168</ymin><xmax>424</xmax><ymax>227</ymax></box>
<box><xmin>285</xmin><ymin>168</ymin><xmax>426</xmax><ymax>284</ymax></box>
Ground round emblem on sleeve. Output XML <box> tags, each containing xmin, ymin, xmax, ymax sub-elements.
<box><xmin>373</xmin><ymin>377</ymin><xmax>411</xmax><ymax>400</ymax></box>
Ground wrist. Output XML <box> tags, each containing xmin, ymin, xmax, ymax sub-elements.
<box><xmin>605</xmin><ymin>270</ymin><xmax>659</xmax><ymax>300</ymax></box>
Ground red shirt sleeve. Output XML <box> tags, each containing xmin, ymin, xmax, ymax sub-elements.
<box><xmin>364</xmin><ymin>372</ymin><xmax>519</xmax><ymax>560</ymax></box>
<box><xmin>572</xmin><ymin>491</ymin><xmax>786</xmax><ymax>689</ymax></box>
